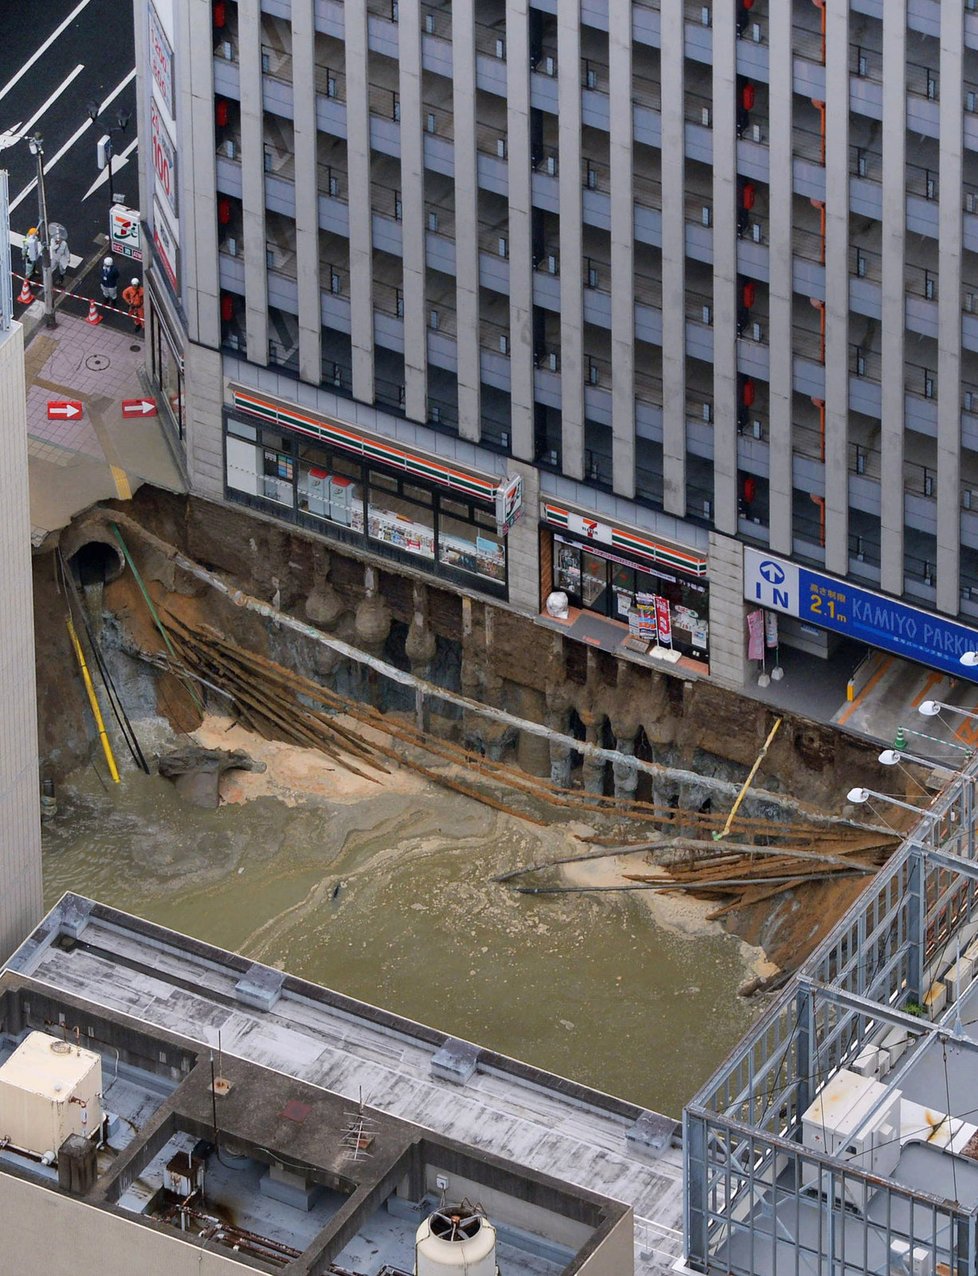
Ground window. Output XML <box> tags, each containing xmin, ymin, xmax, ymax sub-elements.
<box><xmin>151</xmin><ymin>310</ymin><xmax>185</xmax><ymax>438</ymax></box>
<box><xmin>368</xmin><ymin>478</ymin><xmax>435</xmax><ymax>560</ymax></box>
<box><xmin>439</xmin><ymin>513</ymin><xmax>504</xmax><ymax>583</ymax></box>
<box><xmin>298</xmin><ymin>443</ymin><xmax>364</xmax><ymax>531</ymax></box>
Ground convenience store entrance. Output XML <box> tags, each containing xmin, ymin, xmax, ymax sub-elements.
<box><xmin>551</xmin><ymin>532</ymin><xmax>710</xmax><ymax>662</ymax></box>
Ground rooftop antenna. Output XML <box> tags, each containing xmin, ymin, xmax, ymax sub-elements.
<box><xmin>341</xmin><ymin>1086</ymin><xmax>377</xmax><ymax>1162</ymax></box>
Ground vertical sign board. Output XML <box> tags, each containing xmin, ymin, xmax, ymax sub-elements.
<box><xmin>146</xmin><ymin>2</ymin><xmax>180</xmax><ymax>300</ymax></box>
<box><xmin>494</xmin><ymin>474</ymin><xmax>524</xmax><ymax>535</ymax></box>
<box><xmin>149</xmin><ymin>100</ymin><xmax>178</xmax><ymax>219</ymax></box>
<box><xmin>148</xmin><ymin>5</ymin><xmax>175</xmax><ymax>117</ymax></box>
<box><xmin>152</xmin><ymin>198</ymin><xmax>179</xmax><ymax>294</ymax></box>
<box><xmin>743</xmin><ymin>547</ymin><xmax>978</xmax><ymax>684</ymax></box>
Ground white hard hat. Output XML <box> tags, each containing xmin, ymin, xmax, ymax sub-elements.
<box><xmin>104</xmin><ymin>256</ymin><xmax>113</xmax><ymax>265</ymax></box>
<box><xmin>131</xmin><ymin>278</ymin><xmax>139</xmax><ymax>286</ymax></box>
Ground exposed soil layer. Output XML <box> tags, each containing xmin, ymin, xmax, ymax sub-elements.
<box><xmin>34</xmin><ymin>488</ymin><xmax>920</xmax><ymax>975</ymax></box>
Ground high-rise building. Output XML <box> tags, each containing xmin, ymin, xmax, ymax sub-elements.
<box><xmin>0</xmin><ymin>177</ymin><xmax>43</xmax><ymax>960</ymax></box>
<box><xmin>134</xmin><ymin>1</ymin><xmax>978</xmax><ymax>696</ymax></box>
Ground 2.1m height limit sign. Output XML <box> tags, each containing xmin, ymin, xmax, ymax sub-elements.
<box><xmin>150</xmin><ymin>99</ymin><xmax>178</xmax><ymax>220</ymax></box>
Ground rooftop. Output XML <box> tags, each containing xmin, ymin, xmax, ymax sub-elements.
<box><xmin>3</xmin><ymin>893</ymin><xmax>686</xmax><ymax>1274</ymax></box>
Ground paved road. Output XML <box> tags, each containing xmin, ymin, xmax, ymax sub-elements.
<box><xmin>1</xmin><ymin>0</ymin><xmax>136</xmax><ymax>277</ymax></box>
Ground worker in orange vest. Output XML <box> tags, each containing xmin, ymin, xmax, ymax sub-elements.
<box><xmin>122</xmin><ymin>278</ymin><xmax>144</xmax><ymax>334</ymax></box>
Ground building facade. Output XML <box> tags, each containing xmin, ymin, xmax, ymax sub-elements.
<box><xmin>0</xmin><ymin>173</ymin><xmax>43</xmax><ymax>960</ymax></box>
<box><xmin>134</xmin><ymin>0</ymin><xmax>978</xmax><ymax>693</ymax></box>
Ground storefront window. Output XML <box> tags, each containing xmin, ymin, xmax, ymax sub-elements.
<box><xmin>552</xmin><ymin>532</ymin><xmax>709</xmax><ymax>660</ymax></box>
<box><xmin>368</xmin><ymin>479</ymin><xmax>435</xmax><ymax>560</ymax></box>
<box><xmin>223</xmin><ymin>414</ymin><xmax>508</xmax><ymax>594</ymax></box>
<box><xmin>298</xmin><ymin>443</ymin><xmax>364</xmax><ymax>531</ymax></box>
<box><xmin>439</xmin><ymin>510</ymin><xmax>505</xmax><ymax>583</ymax></box>
<box><xmin>152</xmin><ymin>311</ymin><xmax>185</xmax><ymax>437</ymax></box>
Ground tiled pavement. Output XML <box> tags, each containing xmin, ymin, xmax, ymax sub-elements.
<box><xmin>22</xmin><ymin>302</ymin><xmax>185</xmax><ymax>543</ymax></box>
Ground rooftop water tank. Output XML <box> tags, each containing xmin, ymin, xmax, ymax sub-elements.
<box><xmin>0</xmin><ymin>1031</ymin><xmax>103</xmax><ymax>1160</ymax></box>
<box><xmin>415</xmin><ymin>1206</ymin><xmax>498</xmax><ymax>1275</ymax></box>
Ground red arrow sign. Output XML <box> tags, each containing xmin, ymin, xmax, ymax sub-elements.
<box><xmin>121</xmin><ymin>398</ymin><xmax>158</xmax><ymax>418</ymax></box>
<box><xmin>47</xmin><ymin>401</ymin><xmax>83</xmax><ymax>420</ymax></box>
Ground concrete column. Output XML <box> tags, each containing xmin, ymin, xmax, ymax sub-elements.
<box><xmin>612</xmin><ymin>733</ymin><xmax>639</xmax><ymax>802</ymax></box>
<box><xmin>238</xmin><ymin>3</ymin><xmax>269</xmax><ymax>364</ymax></box>
<box><xmin>292</xmin><ymin>0</ymin><xmax>322</xmax><ymax>385</ymax></box>
<box><xmin>609</xmin><ymin>0</ymin><xmax>635</xmax><ymax>500</ymax></box>
<box><xmin>766</xmin><ymin>1</ymin><xmax>793</xmax><ymax>554</ymax></box>
<box><xmin>452</xmin><ymin>0</ymin><xmax>482</xmax><ymax>441</ymax></box>
<box><xmin>558</xmin><ymin>2</ymin><xmax>585</xmax><ymax>480</ymax></box>
<box><xmin>879</xmin><ymin>3</ymin><xmax>907</xmax><ymax>596</ymax></box>
<box><xmin>706</xmin><ymin>531</ymin><xmax>748</xmax><ymax>690</ymax></box>
<box><xmin>823</xmin><ymin>2</ymin><xmax>850</xmax><ymax>574</ymax></box>
<box><xmin>506</xmin><ymin>0</ymin><xmax>535</xmax><ymax>461</ymax></box>
<box><xmin>579</xmin><ymin>709</ymin><xmax>606</xmax><ymax>796</ymax></box>
<box><xmin>500</xmin><ymin>458</ymin><xmax>541</xmax><ymax>614</ymax></box>
<box><xmin>0</xmin><ymin>323</ymin><xmax>43</xmax><ymax>961</ymax></box>
<box><xmin>399</xmin><ymin>0</ymin><xmax>428</xmax><ymax>422</ymax></box>
<box><xmin>711</xmin><ymin>0</ymin><xmax>738</xmax><ymax>535</ymax></box>
<box><xmin>660</xmin><ymin>0</ymin><xmax>687</xmax><ymax>515</ymax></box>
<box><xmin>345</xmin><ymin>0</ymin><xmax>375</xmax><ymax>400</ymax></box>
<box><xmin>937</xmin><ymin>0</ymin><xmax>965</xmax><ymax>614</ymax></box>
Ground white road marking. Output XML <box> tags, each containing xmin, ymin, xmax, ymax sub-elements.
<box><xmin>0</xmin><ymin>0</ymin><xmax>93</xmax><ymax>105</ymax></box>
<box><xmin>81</xmin><ymin>136</ymin><xmax>138</xmax><ymax>201</ymax></box>
<box><xmin>9</xmin><ymin>69</ymin><xmax>137</xmax><ymax>215</ymax></box>
<box><xmin>19</xmin><ymin>63</ymin><xmax>84</xmax><ymax>137</ymax></box>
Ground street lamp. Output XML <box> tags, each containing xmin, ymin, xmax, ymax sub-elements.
<box><xmin>846</xmin><ymin>786</ymin><xmax>935</xmax><ymax>818</ymax></box>
<box><xmin>878</xmin><ymin>748</ymin><xmax>972</xmax><ymax>782</ymax></box>
<box><xmin>919</xmin><ymin>699</ymin><xmax>978</xmax><ymax>724</ymax></box>
<box><xmin>86</xmin><ymin>102</ymin><xmax>130</xmax><ymax>240</ymax></box>
<box><xmin>26</xmin><ymin>133</ymin><xmax>55</xmax><ymax>328</ymax></box>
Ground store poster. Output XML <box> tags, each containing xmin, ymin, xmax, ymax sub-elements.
<box><xmin>654</xmin><ymin>596</ymin><xmax>672</xmax><ymax>647</ymax></box>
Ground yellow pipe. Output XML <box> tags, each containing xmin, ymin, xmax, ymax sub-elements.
<box><xmin>713</xmin><ymin>717</ymin><xmax>783</xmax><ymax>841</ymax></box>
<box><xmin>66</xmin><ymin>616</ymin><xmax>120</xmax><ymax>784</ymax></box>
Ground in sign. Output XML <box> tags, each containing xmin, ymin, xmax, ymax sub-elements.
<box><xmin>47</xmin><ymin>401</ymin><xmax>83</xmax><ymax>420</ymax></box>
<box><xmin>122</xmin><ymin>398</ymin><xmax>158</xmax><ymax>418</ymax></box>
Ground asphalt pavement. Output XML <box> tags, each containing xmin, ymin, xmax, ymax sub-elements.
<box><xmin>2</xmin><ymin>0</ymin><xmax>137</xmax><ymax>287</ymax></box>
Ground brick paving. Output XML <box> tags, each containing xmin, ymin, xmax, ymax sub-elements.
<box><xmin>20</xmin><ymin>303</ymin><xmax>185</xmax><ymax>541</ymax></box>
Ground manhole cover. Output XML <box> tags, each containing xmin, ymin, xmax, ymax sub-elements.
<box><xmin>86</xmin><ymin>354</ymin><xmax>110</xmax><ymax>371</ymax></box>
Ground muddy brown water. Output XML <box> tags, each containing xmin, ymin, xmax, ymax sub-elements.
<box><xmin>41</xmin><ymin>744</ymin><xmax>762</xmax><ymax>1117</ymax></box>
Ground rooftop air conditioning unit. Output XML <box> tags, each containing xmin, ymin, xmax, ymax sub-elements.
<box><xmin>546</xmin><ymin>154</ymin><xmax>557</xmax><ymax>175</ymax></box>
<box><xmin>752</xmin><ymin>419</ymin><xmax>763</xmax><ymax>439</ymax></box>
<box><xmin>226</xmin><ymin>236</ymin><xmax>238</xmax><ymax>257</ymax></box>
<box><xmin>752</xmin><ymin>123</ymin><xmax>762</xmax><ymax>143</ymax></box>
<box><xmin>801</xmin><ymin>1070</ymin><xmax>901</xmax><ymax>1211</ymax></box>
<box><xmin>543</xmin><ymin>56</ymin><xmax>555</xmax><ymax>76</ymax></box>
<box><xmin>220</xmin><ymin>40</ymin><xmax>233</xmax><ymax>60</ymax></box>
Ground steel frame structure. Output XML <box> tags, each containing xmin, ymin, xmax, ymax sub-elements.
<box><xmin>684</xmin><ymin>765</ymin><xmax>978</xmax><ymax>1275</ymax></box>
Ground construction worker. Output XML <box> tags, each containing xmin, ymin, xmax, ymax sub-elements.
<box><xmin>122</xmin><ymin>277</ymin><xmax>144</xmax><ymax>333</ymax></box>
<box><xmin>99</xmin><ymin>255</ymin><xmax>119</xmax><ymax>301</ymax></box>
<box><xmin>50</xmin><ymin>229</ymin><xmax>70</xmax><ymax>286</ymax></box>
<box><xmin>22</xmin><ymin>227</ymin><xmax>41</xmax><ymax>280</ymax></box>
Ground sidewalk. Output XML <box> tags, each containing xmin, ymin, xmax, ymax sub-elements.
<box><xmin>20</xmin><ymin>296</ymin><xmax>185</xmax><ymax>546</ymax></box>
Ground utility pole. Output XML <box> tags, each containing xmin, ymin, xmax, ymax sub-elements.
<box><xmin>26</xmin><ymin>134</ymin><xmax>55</xmax><ymax>328</ymax></box>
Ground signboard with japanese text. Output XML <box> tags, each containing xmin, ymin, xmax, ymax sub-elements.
<box><xmin>149</xmin><ymin>4</ymin><xmax>174</xmax><ymax>117</ymax></box>
<box><xmin>743</xmin><ymin>547</ymin><xmax>978</xmax><ymax>684</ymax></box>
<box><xmin>150</xmin><ymin>100</ymin><xmax>178</xmax><ymax>219</ymax></box>
<box><xmin>152</xmin><ymin>197</ymin><xmax>179</xmax><ymax>293</ymax></box>
<box><xmin>109</xmin><ymin>205</ymin><xmax>142</xmax><ymax>262</ymax></box>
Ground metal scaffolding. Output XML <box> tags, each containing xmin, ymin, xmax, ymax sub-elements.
<box><xmin>684</xmin><ymin>763</ymin><xmax>978</xmax><ymax>1275</ymax></box>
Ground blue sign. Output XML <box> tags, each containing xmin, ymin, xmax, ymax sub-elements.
<box><xmin>743</xmin><ymin>548</ymin><xmax>978</xmax><ymax>684</ymax></box>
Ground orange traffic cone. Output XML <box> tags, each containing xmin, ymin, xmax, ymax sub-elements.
<box><xmin>85</xmin><ymin>298</ymin><xmax>102</xmax><ymax>325</ymax></box>
<box><xmin>17</xmin><ymin>277</ymin><xmax>33</xmax><ymax>305</ymax></box>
